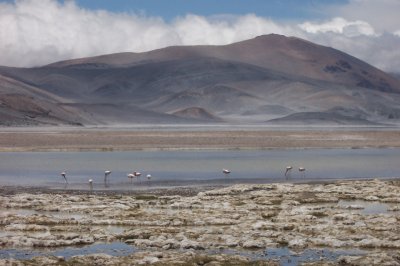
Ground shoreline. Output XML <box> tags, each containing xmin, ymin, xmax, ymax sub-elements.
<box><xmin>1</xmin><ymin>145</ymin><xmax>400</xmax><ymax>153</ymax></box>
<box><xmin>1</xmin><ymin>129</ymin><xmax>400</xmax><ymax>152</ymax></box>
<box><xmin>0</xmin><ymin>184</ymin><xmax>222</xmax><ymax>197</ymax></box>
<box><xmin>1</xmin><ymin>177</ymin><xmax>398</xmax><ymax>196</ymax></box>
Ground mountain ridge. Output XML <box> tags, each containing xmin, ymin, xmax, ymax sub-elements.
<box><xmin>45</xmin><ymin>34</ymin><xmax>400</xmax><ymax>93</ymax></box>
<box><xmin>0</xmin><ymin>34</ymin><xmax>399</xmax><ymax>126</ymax></box>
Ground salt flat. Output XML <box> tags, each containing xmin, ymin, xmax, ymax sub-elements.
<box><xmin>0</xmin><ymin>179</ymin><xmax>399</xmax><ymax>265</ymax></box>
<box><xmin>0</xmin><ymin>127</ymin><xmax>400</xmax><ymax>151</ymax></box>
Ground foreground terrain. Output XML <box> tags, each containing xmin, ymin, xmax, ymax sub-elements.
<box><xmin>0</xmin><ymin>179</ymin><xmax>399</xmax><ymax>265</ymax></box>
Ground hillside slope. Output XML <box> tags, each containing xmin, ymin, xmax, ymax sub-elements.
<box><xmin>1</xmin><ymin>34</ymin><xmax>399</xmax><ymax>126</ymax></box>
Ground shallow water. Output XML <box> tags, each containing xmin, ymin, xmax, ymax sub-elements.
<box><xmin>263</xmin><ymin>247</ymin><xmax>366</xmax><ymax>266</ymax></box>
<box><xmin>0</xmin><ymin>242</ymin><xmax>135</xmax><ymax>260</ymax></box>
<box><xmin>0</xmin><ymin>241</ymin><xmax>367</xmax><ymax>264</ymax></box>
<box><xmin>0</xmin><ymin>208</ymin><xmax>37</xmax><ymax>216</ymax></box>
<box><xmin>338</xmin><ymin>200</ymin><xmax>395</xmax><ymax>215</ymax></box>
<box><xmin>208</xmin><ymin>247</ymin><xmax>366</xmax><ymax>265</ymax></box>
<box><xmin>304</xmin><ymin>200</ymin><xmax>399</xmax><ymax>216</ymax></box>
<box><xmin>0</xmin><ymin>208</ymin><xmax>86</xmax><ymax>220</ymax></box>
<box><xmin>0</xmin><ymin>149</ymin><xmax>399</xmax><ymax>190</ymax></box>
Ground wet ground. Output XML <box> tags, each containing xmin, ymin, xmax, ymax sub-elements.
<box><xmin>0</xmin><ymin>243</ymin><xmax>369</xmax><ymax>266</ymax></box>
<box><xmin>0</xmin><ymin>179</ymin><xmax>399</xmax><ymax>265</ymax></box>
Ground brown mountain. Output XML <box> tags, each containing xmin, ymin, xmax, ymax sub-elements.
<box><xmin>0</xmin><ymin>74</ymin><xmax>91</xmax><ymax>126</ymax></box>
<box><xmin>171</xmin><ymin>107</ymin><xmax>223</xmax><ymax>122</ymax></box>
<box><xmin>1</xmin><ymin>34</ymin><xmax>400</xmax><ymax>126</ymax></box>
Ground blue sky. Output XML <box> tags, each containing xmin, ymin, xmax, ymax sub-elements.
<box><xmin>0</xmin><ymin>0</ymin><xmax>399</xmax><ymax>71</ymax></box>
<box><xmin>70</xmin><ymin>0</ymin><xmax>347</xmax><ymax>21</ymax></box>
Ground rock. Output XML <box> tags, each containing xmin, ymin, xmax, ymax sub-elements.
<box><xmin>338</xmin><ymin>252</ymin><xmax>400</xmax><ymax>266</ymax></box>
<box><xmin>333</xmin><ymin>214</ymin><xmax>347</xmax><ymax>221</ymax></box>
<box><xmin>282</xmin><ymin>223</ymin><xmax>295</xmax><ymax>230</ymax></box>
<box><xmin>180</xmin><ymin>238</ymin><xmax>204</xmax><ymax>250</ymax></box>
<box><xmin>137</xmin><ymin>256</ymin><xmax>160</xmax><ymax>264</ymax></box>
<box><xmin>241</xmin><ymin>239</ymin><xmax>264</xmax><ymax>248</ymax></box>
<box><xmin>5</xmin><ymin>223</ymin><xmax>49</xmax><ymax>231</ymax></box>
<box><xmin>341</xmin><ymin>204</ymin><xmax>364</xmax><ymax>210</ymax></box>
<box><xmin>261</xmin><ymin>211</ymin><xmax>279</xmax><ymax>218</ymax></box>
<box><xmin>288</xmin><ymin>238</ymin><xmax>308</xmax><ymax>248</ymax></box>
<box><xmin>223</xmin><ymin>236</ymin><xmax>239</xmax><ymax>247</ymax></box>
<box><xmin>365</xmin><ymin>195</ymin><xmax>380</xmax><ymax>201</ymax></box>
<box><xmin>358</xmin><ymin>238</ymin><xmax>381</xmax><ymax>248</ymax></box>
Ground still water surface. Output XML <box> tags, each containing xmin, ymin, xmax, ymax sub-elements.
<box><xmin>0</xmin><ymin>149</ymin><xmax>398</xmax><ymax>189</ymax></box>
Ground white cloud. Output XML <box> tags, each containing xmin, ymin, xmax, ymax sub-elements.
<box><xmin>0</xmin><ymin>0</ymin><xmax>179</xmax><ymax>66</ymax></box>
<box><xmin>173</xmin><ymin>14</ymin><xmax>292</xmax><ymax>45</ymax></box>
<box><xmin>329</xmin><ymin>0</ymin><xmax>400</xmax><ymax>34</ymax></box>
<box><xmin>0</xmin><ymin>0</ymin><xmax>399</xmax><ymax>73</ymax></box>
<box><xmin>299</xmin><ymin>17</ymin><xmax>376</xmax><ymax>37</ymax></box>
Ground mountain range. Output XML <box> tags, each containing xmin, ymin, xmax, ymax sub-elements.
<box><xmin>1</xmin><ymin>34</ymin><xmax>400</xmax><ymax>126</ymax></box>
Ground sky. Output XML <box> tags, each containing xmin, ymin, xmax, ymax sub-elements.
<box><xmin>63</xmin><ymin>0</ymin><xmax>348</xmax><ymax>21</ymax></box>
<box><xmin>0</xmin><ymin>0</ymin><xmax>399</xmax><ymax>72</ymax></box>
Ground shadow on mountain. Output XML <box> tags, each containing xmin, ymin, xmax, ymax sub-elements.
<box><xmin>1</xmin><ymin>34</ymin><xmax>400</xmax><ymax>126</ymax></box>
<box><xmin>266</xmin><ymin>112</ymin><xmax>382</xmax><ymax>126</ymax></box>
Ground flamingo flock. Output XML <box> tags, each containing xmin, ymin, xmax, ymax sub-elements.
<box><xmin>285</xmin><ymin>166</ymin><xmax>306</xmax><ymax>178</ymax></box>
<box><xmin>60</xmin><ymin>170</ymin><xmax>151</xmax><ymax>187</ymax></box>
<box><xmin>60</xmin><ymin>165</ymin><xmax>307</xmax><ymax>189</ymax></box>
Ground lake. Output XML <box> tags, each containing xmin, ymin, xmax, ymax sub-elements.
<box><xmin>0</xmin><ymin>148</ymin><xmax>398</xmax><ymax>190</ymax></box>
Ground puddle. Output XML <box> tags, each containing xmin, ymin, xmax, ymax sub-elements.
<box><xmin>0</xmin><ymin>208</ymin><xmax>37</xmax><ymax>216</ymax></box>
<box><xmin>0</xmin><ymin>208</ymin><xmax>86</xmax><ymax>220</ymax></box>
<box><xmin>48</xmin><ymin>212</ymin><xmax>86</xmax><ymax>220</ymax></box>
<box><xmin>0</xmin><ymin>242</ymin><xmax>136</xmax><ymax>260</ymax></box>
<box><xmin>210</xmin><ymin>247</ymin><xmax>366</xmax><ymax>266</ymax></box>
<box><xmin>93</xmin><ymin>225</ymin><xmax>127</xmax><ymax>235</ymax></box>
<box><xmin>263</xmin><ymin>247</ymin><xmax>366</xmax><ymax>266</ymax></box>
<box><xmin>0</xmin><ymin>225</ymin><xmax>127</xmax><ymax>244</ymax></box>
<box><xmin>0</xmin><ymin>243</ymin><xmax>369</xmax><ymax>264</ymax></box>
<box><xmin>337</xmin><ymin>200</ymin><xmax>393</xmax><ymax>215</ymax></box>
<box><xmin>104</xmin><ymin>226</ymin><xmax>126</xmax><ymax>235</ymax></box>
<box><xmin>0</xmin><ymin>231</ymin><xmax>10</xmax><ymax>238</ymax></box>
<box><xmin>304</xmin><ymin>200</ymin><xmax>399</xmax><ymax>215</ymax></box>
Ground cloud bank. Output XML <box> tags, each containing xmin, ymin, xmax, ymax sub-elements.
<box><xmin>0</xmin><ymin>0</ymin><xmax>399</xmax><ymax>72</ymax></box>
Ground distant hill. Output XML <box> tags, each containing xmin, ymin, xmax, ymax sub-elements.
<box><xmin>266</xmin><ymin>112</ymin><xmax>381</xmax><ymax>126</ymax></box>
<box><xmin>1</xmin><ymin>34</ymin><xmax>400</xmax><ymax>126</ymax></box>
<box><xmin>390</xmin><ymin>73</ymin><xmax>400</xmax><ymax>81</ymax></box>
<box><xmin>0</xmin><ymin>74</ymin><xmax>89</xmax><ymax>126</ymax></box>
<box><xmin>171</xmin><ymin>107</ymin><xmax>223</xmax><ymax>122</ymax></box>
